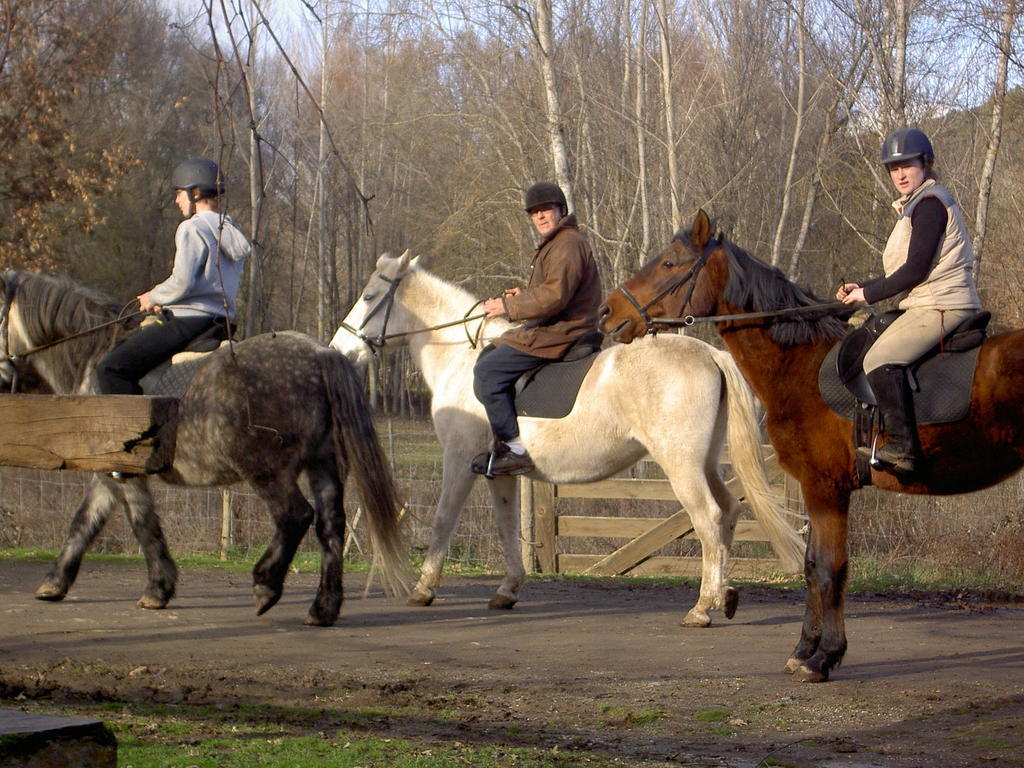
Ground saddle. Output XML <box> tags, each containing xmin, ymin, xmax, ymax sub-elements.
<box><xmin>474</xmin><ymin>331</ymin><xmax>604</xmax><ymax>420</ymax></box>
<box><xmin>818</xmin><ymin>309</ymin><xmax>990</xmax><ymax>481</ymax></box>
<box><xmin>139</xmin><ymin>320</ymin><xmax>234</xmax><ymax>398</ymax></box>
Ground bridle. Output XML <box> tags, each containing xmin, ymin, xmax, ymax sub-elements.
<box><xmin>614</xmin><ymin>241</ymin><xmax>849</xmax><ymax>335</ymax></box>
<box><xmin>615</xmin><ymin>239</ymin><xmax>716</xmax><ymax>335</ymax></box>
<box><xmin>335</xmin><ymin>271</ymin><xmax>488</xmax><ymax>351</ymax></box>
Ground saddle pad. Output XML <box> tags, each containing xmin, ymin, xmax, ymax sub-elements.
<box><xmin>818</xmin><ymin>342</ymin><xmax>982</xmax><ymax>425</ymax></box>
<box><xmin>515</xmin><ymin>351</ymin><xmax>600</xmax><ymax>419</ymax></box>
<box><xmin>139</xmin><ymin>342</ymin><xmax>229</xmax><ymax>398</ymax></box>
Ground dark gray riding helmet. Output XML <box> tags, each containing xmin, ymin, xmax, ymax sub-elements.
<box><xmin>171</xmin><ymin>157</ymin><xmax>225</xmax><ymax>197</ymax></box>
<box><xmin>523</xmin><ymin>181</ymin><xmax>567</xmax><ymax>212</ymax></box>
<box><xmin>880</xmin><ymin>128</ymin><xmax>934</xmax><ymax>166</ymax></box>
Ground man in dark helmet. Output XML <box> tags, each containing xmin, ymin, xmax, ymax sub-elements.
<box><xmin>471</xmin><ymin>181</ymin><xmax>602</xmax><ymax>476</ymax></box>
<box><xmin>96</xmin><ymin>157</ymin><xmax>250</xmax><ymax>396</ymax></box>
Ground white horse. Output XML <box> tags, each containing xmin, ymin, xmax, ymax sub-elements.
<box><xmin>330</xmin><ymin>251</ymin><xmax>804</xmax><ymax>626</ymax></box>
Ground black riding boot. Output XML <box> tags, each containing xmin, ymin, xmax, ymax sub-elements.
<box><xmin>867</xmin><ymin>364</ymin><xmax>920</xmax><ymax>475</ymax></box>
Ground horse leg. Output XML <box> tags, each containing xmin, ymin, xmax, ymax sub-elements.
<box><xmin>485</xmin><ymin>474</ymin><xmax>524</xmax><ymax>610</ymax></box>
<box><xmin>302</xmin><ymin>464</ymin><xmax>345</xmax><ymax>627</ymax></box>
<box><xmin>120</xmin><ymin>477</ymin><xmax>178</xmax><ymax>609</ymax></box>
<box><xmin>706</xmin><ymin>468</ymin><xmax>743</xmax><ymax>620</ymax></box>
<box><xmin>35</xmin><ymin>474</ymin><xmax>127</xmax><ymax>601</ymax></box>
<box><xmin>785</xmin><ymin>486</ymin><xmax>850</xmax><ymax>682</ymax></box>
<box><xmin>409</xmin><ymin>449</ymin><xmax>478</xmax><ymax>606</ymax></box>
<box><xmin>250</xmin><ymin>478</ymin><xmax>315</xmax><ymax>616</ymax></box>
<box><xmin>667</xmin><ymin>469</ymin><xmax>731</xmax><ymax>628</ymax></box>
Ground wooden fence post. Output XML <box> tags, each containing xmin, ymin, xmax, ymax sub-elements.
<box><xmin>533</xmin><ymin>481</ymin><xmax>557</xmax><ymax>573</ymax></box>
<box><xmin>219</xmin><ymin>489</ymin><xmax>233</xmax><ymax>561</ymax></box>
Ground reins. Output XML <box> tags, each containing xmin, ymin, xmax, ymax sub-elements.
<box><xmin>337</xmin><ymin>271</ymin><xmax>490</xmax><ymax>350</ymax></box>
<box><xmin>615</xmin><ymin>241</ymin><xmax>849</xmax><ymax>333</ymax></box>
<box><xmin>0</xmin><ymin>269</ymin><xmax>143</xmax><ymax>392</ymax></box>
<box><xmin>651</xmin><ymin>301</ymin><xmax>851</xmax><ymax>327</ymax></box>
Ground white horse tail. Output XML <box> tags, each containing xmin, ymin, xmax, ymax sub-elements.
<box><xmin>320</xmin><ymin>349</ymin><xmax>411</xmax><ymax>597</ymax></box>
<box><xmin>712</xmin><ymin>348</ymin><xmax>805</xmax><ymax>574</ymax></box>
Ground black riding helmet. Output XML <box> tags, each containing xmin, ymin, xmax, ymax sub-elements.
<box><xmin>171</xmin><ymin>158</ymin><xmax>225</xmax><ymax>198</ymax></box>
<box><xmin>523</xmin><ymin>181</ymin><xmax>567</xmax><ymax>213</ymax></box>
<box><xmin>880</xmin><ymin>128</ymin><xmax>934</xmax><ymax>166</ymax></box>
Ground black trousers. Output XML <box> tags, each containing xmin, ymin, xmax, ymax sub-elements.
<box><xmin>473</xmin><ymin>344</ymin><xmax>548</xmax><ymax>442</ymax></box>
<box><xmin>96</xmin><ymin>314</ymin><xmax>218</xmax><ymax>395</ymax></box>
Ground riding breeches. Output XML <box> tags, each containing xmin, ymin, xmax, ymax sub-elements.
<box><xmin>96</xmin><ymin>313</ymin><xmax>218</xmax><ymax>394</ymax></box>
<box><xmin>863</xmin><ymin>307</ymin><xmax>976</xmax><ymax>373</ymax></box>
<box><xmin>473</xmin><ymin>344</ymin><xmax>549</xmax><ymax>442</ymax></box>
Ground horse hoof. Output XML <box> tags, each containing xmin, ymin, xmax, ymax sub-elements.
<box><xmin>254</xmin><ymin>585</ymin><xmax>282</xmax><ymax>616</ymax></box>
<box><xmin>304</xmin><ymin>613</ymin><xmax>337</xmax><ymax>627</ymax></box>
<box><xmin>723</xmin><ymin>587</ymin><xmax>739</xmax><ymax>619</ymax></box>
<box><xmin>682</xmin><ymin>610</ymin><xmax>712</xmax><ymax>628</ymax></box>
<box><xmin>407</xmin><ymin>588</ymin><xmax>436</xmax><ymax>607</ymax></box>
<box><xmin>783</xmin><ymin>657</ymin><xmax>803</xmax><ymax>674</ymax></box>
<box><xmin>34</xmin><ymin>583</ymin><xmax>67</xmax><ymax>602</ymax></box>
<box><xmin>794</xmin><ymin>664</ymin><xmax>829</xmax><ymax>683</ymax></box>
<box><xmin>136</xmin><ymin>594</ymin><xmax>169</xmax><ymax>610</ymax></box>
<box><xmin>487</xmin><ymin>594</ymin><xmax>517</xmax><ymax>610</ymax></box>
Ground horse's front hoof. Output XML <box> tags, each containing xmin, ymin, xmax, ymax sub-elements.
<box><xmin>783</xmin><ymin>657</ymin><xmax>804</xmax><ymax>674</ymax></box>
<box><xmin>681</xmin><ymin>609</ymin><xmax>712</xmax><ymax>627</ymax></box>
<box><xmin>407</xmin><ymin>588</ymin><xmax>436</xmax><ymax>606</ymax></box>
<box><xmin>254</xmin><ymin>584</ymin><xmax>282</xmax><ymax>615</ymax></box>
<box><xmin>488</xmin><ymin>593</ymin><xmax>517</xmax><ymax>610</ymax></box>
<box><xmin>304</xmin><ymin>612</ymin><xmax>337</xmax><ymax>627</ymax></box>
<box><xmin>794</xmin><ymin>664</ymin><xmax>829</xmax><ymax>683</ymax></box>
<box><xmin>34</xmin><ymin>583</ymin><xmax>68</xmax><ymax>602</ymax></box>
<box><xmin>136</xmin><ymin>594</ymin><xmax>170</xmax><ymax>610</ymax></box>
<box><xmin>723</xmin><ymin>587</ymin><xmax>739</xmax><ymax>619</ymax></box>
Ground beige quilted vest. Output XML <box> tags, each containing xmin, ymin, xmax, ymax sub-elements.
<box><xmin>881</xmin><ymin>179</ymin><xmax>980</xmax><ymax>310</ymax></box>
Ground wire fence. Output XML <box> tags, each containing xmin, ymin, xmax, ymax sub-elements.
<box><xmin>1</xmin><ymin>417</ymin><xmax>1022</xmax><ymax>587</ymax></box>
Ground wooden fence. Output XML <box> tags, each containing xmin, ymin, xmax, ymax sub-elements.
<box><xmin>517</xmin><ymin>450</ymin><xmax>805</xmax><ymax>578</ymax></box>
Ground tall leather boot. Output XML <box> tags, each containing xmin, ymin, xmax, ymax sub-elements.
<box><xmin>867</xmin><ymin>364</ymin><xmax>920</xmax><ymax>475</ymax></box>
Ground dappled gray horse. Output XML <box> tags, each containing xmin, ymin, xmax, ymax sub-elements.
<box><xmin>0</xmin><ymin>270</ymin><xmax>406</xmax><ymax>625</ymax></box>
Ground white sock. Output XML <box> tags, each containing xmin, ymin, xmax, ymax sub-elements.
<box><xmin>505</xmin><ymin>436</ymin><xmax>526</xmax><ymax>455</ymax></box>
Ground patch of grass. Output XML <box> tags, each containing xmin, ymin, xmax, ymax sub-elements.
<box><xmin>692</xmin><ymin>709</ymin><xmax>730</xmax><ymax>723</ymax></box>
<box><xmin>10</xmin><ymin>699</ymin><xmax>632</xmax><ymax>768</ymax></box>
<box><xmin>598</xmin><ymin>705</ymin><xmax>667</xmax><ymax>726</ymax></box>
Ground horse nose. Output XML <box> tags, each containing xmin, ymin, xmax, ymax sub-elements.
<box><xmin>597</xmin><ymin>304</ymin><xmax>610</xmax><ymax>321</ymax></box>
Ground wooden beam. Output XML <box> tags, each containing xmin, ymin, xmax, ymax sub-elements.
<box><xmin>555</xmin><ymin>477</ymin><xmax>678</xmax><ymax>501</ymax></box>
<box><xmin>558</xmin><ymin>554</ymin><xmax>781</xmax><ymax>578</ymax></box>
<box><xmin>0</xmin><ymin>394</ymin><xmax>177</xmax><ymax>474</ymax></box>
<box><xmin>558</xmin><ymin>515</ymin><xmax>766</xmax><ymax>541</ymax></box>
<box><xmin>582</xmin><ymin>508</ymin><xmax>695</xmax><ymax>576</ymax></box>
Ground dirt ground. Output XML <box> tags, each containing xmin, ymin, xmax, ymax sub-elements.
<box><xmin>1</xmin><ymin>560</ymin><xmax>1022</xmax><ymax>768</ymax></box>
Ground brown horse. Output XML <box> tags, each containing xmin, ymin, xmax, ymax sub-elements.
<box><xmin>598</xmin><ymin>209</ymin><xmax>1024</xmax><ymax>682</ymax></box>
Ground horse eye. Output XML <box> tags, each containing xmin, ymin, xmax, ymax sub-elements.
<box><xmin>363</xmin><ymin>292</ymin><xmax>376</xmax><ymax>302</ymax></box>
<box><xmin>661</xmin><ymin>260</ymin><xmax>674</xmax><ymax>268</ymax></box>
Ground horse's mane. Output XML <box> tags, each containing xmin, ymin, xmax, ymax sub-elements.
<box><xmin>690</xmin><ymin>234</ymin><xmax>851</xmax><ymax>347</ymax></box>
<box><xmin>13</xmin><ymin>272</ymin><xmax>126</xmax><ymax>391</ymax></box>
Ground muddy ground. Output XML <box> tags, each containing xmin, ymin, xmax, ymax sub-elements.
<box><xmin>0</xmin><ymin>560</ymin><xmax>1022</xmax><ymax>767</ymax></box>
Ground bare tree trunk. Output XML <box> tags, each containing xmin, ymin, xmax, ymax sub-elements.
<box><xmin>317</xmin><ymin>3</ymin><xmax>329</xmax><ymax>340</ymax></box>
<box><xmin>653</xmin><ymin>0</ymin><xmax>679</xmax><ymax>231</ymax></box>
<box><xmin>974</xmin><ymin>0</ymin><xmax>1016</xmax><ymax>282</ymax></box>
<box><xmin>771</xmin><ymin>0</ymin><xmax>806</xmax><ymax>267</ymax></box>
<box><xmin>532</xmin><ymin>0</ymin><xmax>574</xmax><ymax>207</ymax></box>
<box><xmin>636</xmin><ymin>0</ymin><xmax>651</xmax><ymax>262</ymax></box>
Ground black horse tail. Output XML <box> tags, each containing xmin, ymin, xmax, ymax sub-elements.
<box><xmin>319</xmin><ymin>348</ymin><xmax>410</xmax><ymax>597</ymax></box>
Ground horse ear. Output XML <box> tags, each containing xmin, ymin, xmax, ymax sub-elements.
<box><xmin>691</xmin><ymin>209</ymin><xmax>712</xmax><ymax>251</ymax></box>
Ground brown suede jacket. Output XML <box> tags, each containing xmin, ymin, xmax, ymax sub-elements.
<box><xmin>496</xmin><ymin>215</ymin><xmax>602</xmax><ymax>360</ymax></box>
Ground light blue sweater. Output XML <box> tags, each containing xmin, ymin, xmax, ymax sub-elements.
<box><xmin>148</xmin><ymin>210</ymin><xmax>250</xmax><ymax>318</ymax></box>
